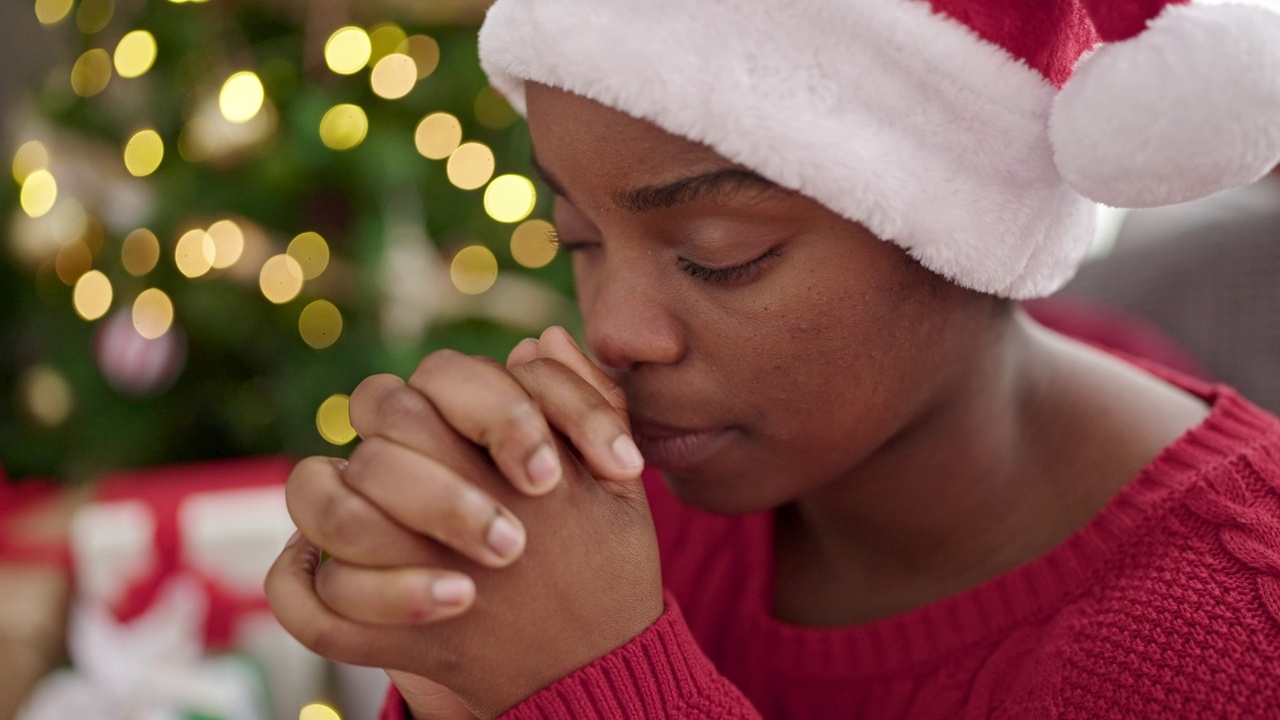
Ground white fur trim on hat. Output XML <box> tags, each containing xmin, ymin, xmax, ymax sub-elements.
<box><xmin>1051</xmin><ymin>2</ymin><xmax>1280</xmax><ymax>208</ymax></box>
<box><xmin>479</xmin><ymin>0</ymin><xmax>1097</xmax><ymax>299</ymax></box>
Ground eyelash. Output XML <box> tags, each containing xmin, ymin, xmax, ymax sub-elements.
<box><xmin>548</xmin><ymin>229</ymin><xmax>781</xmax><ymax>285</ymax></box>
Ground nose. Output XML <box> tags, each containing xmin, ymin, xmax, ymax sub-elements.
<box><xmin>580</xmin><ymin>255</ymin><xmax>686</xmax><ymax>372</ymax></box>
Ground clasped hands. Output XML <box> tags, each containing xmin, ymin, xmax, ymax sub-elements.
<box><xmin>265</xmin><ymin>327</ymin><xmax>664</xmax><ymax>720</ymax></box>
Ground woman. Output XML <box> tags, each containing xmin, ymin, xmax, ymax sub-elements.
<box><xmin>267</xmin><ymin>0</ymin><xmax>1280</xmax><ymax>717</ymax></box>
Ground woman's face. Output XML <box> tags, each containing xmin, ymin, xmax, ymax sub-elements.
<box><xmin>525</xmin><ymin>83</ymin><xmax>1001</xmax><ymax>513</ymax></box>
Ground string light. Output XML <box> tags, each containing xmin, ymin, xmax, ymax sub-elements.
<box><xmin>71</xmin><ymin>48</ymin><xmax>112</xmax><ymax>97</ymax></box>
<box><xmin>314</xmin><ymin>398</ymin><xmax>357</xmax><ymax>447</ymax></box>
<box><xmin>133</xmin><ymin>288</ymin><xmax>174</xmax><ymax>339</ymax></box>
<box><xmin>34</xmin><ymin>0</ymin><xmax>74</xmax><ymax>26</ymax></box>
<box><xmin>219</xmin><ymin>71</ymin><xmax>265</xmax><ymax>124</ymax></box>
<box><xmin>324</xmin><ymin>26</ymin><xmax>371</xmax><ymax>75</ymax></box>
<box><xmin>450</xmin><ymin>245</ymin><xmax>499</xmax><ymax>295</ymax></box>
<box><xmin>123</xmin><ymin>129</ymin><xmax>164</xmax><ymax>177</ymax></box>
<box><xmin>398</xmin><ymin>35</ymin><xmax>440</xmax><ymax>79</ymax></box>
<box><xmin>414</xmin><ymin>112</ymin><xmax>461</xmax><ymax>160</ymax></box>
<box><xmin>370</xmin><ymin>53</ymin><xmax>417</xmax><ymax>100</ymax></box>
<box><xmin>484</xmin><ymin>174</ymin><xmax>537</xmax><ymax>223</ymax></box>
<box><xmin>21</xmin><ymin>366</ymin><xmax>74</xmax><ymax>428</ymax></box>
<box><xmin>367</xmin><ymin>23</ymin><xmax>406</xmax><ymax>67</ymax></box>
<box><xmin>55</xmin><ymin>239</ymin><xmax>93</xmax><ymax>285</ymax></box>
<box><xmin>114</xmin><ymin>30</ymin><xmax>157</xmax><ymax>78</ymax></box>
<box><xmin>299</xmin><ymin>300</ymin><xmax>343</xmax><ymax>349</ymax></box>
<box><xmin>73</xmin><ymin>270</ymin><xmax>113</xmax><ymax>321</ymax></box>
<box><xmin>12</xmin><ymin>141</ymin><xmax>49</xmax><ymax>184</ymax></box>
<box><xmin>319</xmin><ymin>104</ymin><xmax>368</xmax><ymax>150</ymax></box>
<box><xmin>208</xmin><ymin>219</ymin><xmax>245</xmax><ymax>269</ymax></box>
<box><xmin>287</xmin><ymin>232</ymin><xmax>330</xmax><ymax>280</ymax></box>
<box><xmin>447</xmin><ymin>142</ymin><xmax>495</xmax><ymax>191</ymax></box>
<box><xmin>20</xmin><ymin>169</ymin><xmax>57</xmax><ymax>218</ymax></box>
<box><xmin>122</xmin><ymin>228</ymin><xmax>160</xmax><ymax>276</ymax></box>
<box><xmin>510</xmin><ymin>219</ymin><xmax>558</xmax><ymax>269</ymax></box>
<box><xmin>259</xmin><ymin>254</ymin><xmax>304</xmax><ymax>304</ymax></box>
<box><xmin>174</xmin><ymin>229</ymin><xmax>216</xmax><ymax>278</ymax></box>
<box><xmin>75</xmin><ymin>0</ymin><xmax>113</xmax><ymax>34</ymax></box>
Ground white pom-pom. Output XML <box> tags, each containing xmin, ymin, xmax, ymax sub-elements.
<box><xmin>1050</xmin><ymin>3</ymin><xmax>1280</xmax><ymax>208</ymax></box>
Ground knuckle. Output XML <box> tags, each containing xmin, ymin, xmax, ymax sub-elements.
<box><xmin>412</xmin><ymin>349</ymin><xmax>466</xmax><ymax>385</ymax></box>
<box><xmin>376</xmin><ymin>385</ymin><xmax>435</xmax><ymax>431</ymax></box>
<box><xmin>316</xmin><ymin>484</ymin><xmax>371</xmax><ymax>550</ymax></box>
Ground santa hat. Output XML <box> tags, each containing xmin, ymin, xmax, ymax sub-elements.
<box><xmin>478</xmin><ymin>0</ymin><xmax>1280</xmax><ymax>299</ymax></box>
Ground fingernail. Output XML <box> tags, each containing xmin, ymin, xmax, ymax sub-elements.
<box><xmin>487</xmin><ymin>514</ymin><xmax>526</xmax><ymax>560</ymax></box>
<box><xmin>431</xmin><ymin>576</ymin><xmax>475</xmax><ymax>606</ymax></box>
<box><xmin>612</xmin><ymin>434</ymin><xmax>644</xmax><ymax>472</ymax></box>
<box><xmin>336</xmin><ymin>459</ymin><xmax>349</xmax><ymax>472</ymax></box>
<box><xmin>284</xmin><ymin>530</ymin><xmax>302</xmax><ymax>548</ymax></box>
<box><xmin>526</xmin><ymin>444</ymin><xmax>562</xmax><ymax>489</ymax></box>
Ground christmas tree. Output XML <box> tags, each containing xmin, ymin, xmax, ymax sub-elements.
<box><xmin>0</xmin><ymin>0</ymin><xmax>573</xmax><ymax>482</ymax></box>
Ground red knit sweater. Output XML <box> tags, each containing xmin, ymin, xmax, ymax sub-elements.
<box><xmin>383</xmin><ymin>374</ymin><xmax>1280</xmax><ymax>718</ymax></box>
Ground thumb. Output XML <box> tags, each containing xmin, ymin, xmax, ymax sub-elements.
<box><xmin>388</xmin><ymin>670</ymin><xmax>479</xmax><ymax>720</ymax></box>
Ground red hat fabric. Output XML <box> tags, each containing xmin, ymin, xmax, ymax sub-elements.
<box><xmin>479</xmin><ymin>0</ymin><xmax>1280</xmax><ymax>298</ymax></box>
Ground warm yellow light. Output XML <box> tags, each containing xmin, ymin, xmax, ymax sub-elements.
<box><xmin>55</xmin><ymin>239</ymin><xmax>93</xmax><ymax>285</ymax></box>
<box><xmin>299</xmin><ymin>300</ymin><xmax>343</xmax><ymax>350</ymax></box>
<box><xmin>484</xmin><ymin>175</ymin><xmax>538</xmax><ymax>224</ymax></box>
<box><xmin>475</xmin><ymin>87</ymin><xmax>518</xmax><ymax>130</ymax></box>
<box><xmin>208</xmin><ymin>219</ymin><xmax>245</xmax><ymax>269</ymax></box>
<box><xmin>75</xmin><ymin>0</ymin><xmax>113</xmax><ymax>34</ymax></box>
<box><xmin>133</xmin><ymin>288</ymin><xmax>174</xmax><ymax>339</ymax></box>
<box><xmin>122</xmin><ymin>228</ymin><xmax>160</xmax><ymax>276</ymax></box>
<box><xmin>314</xmin><ymin>397</ymin><xmax>357</xmax><ymax>447</ymax></box>
<box><xmin>414</xmin><ymin>112</ymin><xmax>461</xmax><ymax>161</ymax></box>
<box><xmin>219</xmin><ymin>71</ymin><xmax>265</xmax><ymax>124</ymax></box>
<box><xmin>114</xmin><ymin>30</ymin><xmax>157</xmax><ymax>79</ymax></box>
<box><xmin>287</xmin><ymin>232</ymin><xmax>330</xmax><ymax>280</ymax></box>
<box><xmin>73</xmin><ymin>270</ymin><xmax>113</xmax><ymax>321</ymax></box>
<box><xmin>259</xmin><ymin>254</ymin><xmax>304</xmax><ymax>304</ymax></box>
<box><xmin>21</xmin><ymin>366</ymin><xmax>74</xmax><ymax>428</ymax></box>
<box><xmin>71</xmin><ymin>49</ymin><xmax>112</xmax><ymax>97</ymax></box>
<box><xmin>174</xmin><ymin>229</ymin><xmax>216</xmax><ymax>278</ymax></box>
<box><xmin>123</xmin><ymin>129</ymin><xmax>164</xmax><ymax>177</ymax></box>
<box><xmin>20</xmin><ymin>169</ymin><xmax>57</xmax><ymax>218</ymax></box>
<box><xmin>35</xmin><ymin>0</ymin><xmax>74</xmax><ymax>25</ymax></box>
<box><xmin>510</xmin><ymin>219</ymin><xmax>558</xmax><ymax>269</ymax></box>
<box><xmin>367</xmin><ymin>23</ymin><xmax>406</xmax><ymax>66</ymax></box>
<box><xmin>398</xmin><ymin>35</ymin><xmax>440</xmax><ymax>79</ymax></box>
<box><xmin>12</xmin><ymin>141</ymin><xmax>49</xmax><ymax>184</ymax></box>
<box><xmin>324</xmin><ymin>26</ymin><xmax>371</xmax><ymax>75</ymax></box>
<box><xmin>447</xmin><ymin>142</ymin><xmax>495</xmax><ymax>191</ymax></box>
<box><xmin>319</xmin><ymin>104</ymin><xmax>368</xmax><ymax>151</ymax></box>
<box><xmin>370</xmin><ymin>54</ymin><xmax>416</xmax><ymax>100</ymax></box>
<box><xmin>450</xmin><ymin>245</ymin><xmax>499</xmax><ymax>295</ymax></box>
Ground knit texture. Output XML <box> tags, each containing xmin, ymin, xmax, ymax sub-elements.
<box><xmin>383</xmin><ymin>372</ymin><xmax>1280</xmax><ymax>718</ymax></box>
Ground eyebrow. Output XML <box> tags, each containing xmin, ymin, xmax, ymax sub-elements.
<box><xmin>529</xmin><ymin>153</ymin><xmax>784</xmax><ymax>214</ymax></box>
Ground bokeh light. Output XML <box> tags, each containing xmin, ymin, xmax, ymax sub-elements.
<box><xmin>133</xmin><ymin>288</ymin><xmax>174</xmax><ymax>339</ymax></box>
<box><xmin>21</xmin><ymin>366</ymin><xmax>74</xmax><ymax>428</ymax></box>
<box><xmin>324</xmin><ymin>26</ymin><xmax>371</xmax><ymax>75</ymax></box>
<box><xmin>319</xmin><ymin>104</ymin><xmax>368</xmax><ymax>151</ymax></box>
<box><xmin>73</xmin><ymin>270</ymin><xmax>113</xmax><ymax>321</ymax></box>
<box><xmin>475</xmin><ymin>87</ymin><xmax>519</xmax><ymax>130</ymax></box>
<box><xmin>510</xmin><ymin>219</ymin><xmax>558</xmax><ymax>269</ymax></box>
<box><xmin>399</xmin><ymin>35</ymin><xmax>440</xmax><ymax>79</ymax></box>
<box><xmin>219</xmin><ymin>71</ymin><xmax>265</xmax><ymax>124</ymax></box>
<box><xmin>299</xmin><ymin>300</ymin><xmax>343</xmax><ymax>349</ymax></box>
<box><xmin>122</xmin><ymin>228</ymin><xmax>160</xmax><ymax>276</ymax></box>
<box><xmin>12</xmin><ymin>140</ymin><xmax>49</xmax><ymax>184</ymax></box>
<box><xmin>484</xmin><ymin>174</ymin><xmax>537</xmax><ymax>223</ymax></box>
<box><xmin>174</xmin><ymin>229</ymin><xmax>216</xmax><ymax>278</ymax></box>
<box><xmin>370</xmin><ymin>54</ymin><xmax>417</xmax><ymax>100</ymax></box>
<box><xmin>287</xmin><ymin>232</ymin><xmax>330</xmax><ymax>280</ymax></box>
<box><xmin>414</xmin><ymin>112</ymin><xmax>461</xmax><ymax>160</ymax></box>
<box><xmin>450</xmin><ymin>245</ymin><xmax>499</xmax><ymax>295</ymax></box>
<box><xmin>208</xmin><ymin>219</ymin><xmax>245</xmax><ymax>269</ymax></box>
<box><xmin>315</xmin><ymin>397</ymin><xmax>357</xmax><ymax>447</ymax></box>
<box><xmin>35</xmin><ymin>0</ymin><xmax>74</xmax><ymax>25</ymax></box>
<box><xmin>367</xmin><ymin>23</ymin><xmax>406</xmax><ymax>66</ymax></box>
<box><xmin>71</xmin><ymin>49</ymin><xmax>112</xmax><ymax>97</ymax></box>
<box><xmin>447</xmin><ymin>142</ymin><xmax>495</xmax><ymax>191</ymax></box>
<box><xmin>114</xmin><ymin>30</ymin><xmax>158</xmax><ymax>78</ymax></box>
<box><xmin>75</xmin><ymin>0</ymin><xmax>113</xmax><ymax>34</ymax></box>
<box><xmin>20</xmin><ymin>169</ymin><xmax>57</xmax><ymax>218</ymax></box>
<box><xmin>123</xmin><ymin>129</ymin><xmax>165</xmax><ymax>177</ymax></box>
<box><xmin>55</xmin><ymin>239</ymin><xmax>93</xmax><ymax>285</ymax></box>
<box><xmin>259</xmin><ymin>254</ymin><xmax>304</xmax><ymax>304</ymax></box>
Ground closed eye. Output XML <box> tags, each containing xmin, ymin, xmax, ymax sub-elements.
<box><xmin>679</xmin><ymin>248</ymin><xmax>781</xmax><ymax>285</ymax></box>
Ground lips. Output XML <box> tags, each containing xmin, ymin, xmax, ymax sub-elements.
<box><xmin>630</xmin><ymin>418</ymin><xmax>733</xmax><ymax>471</ymax></box>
